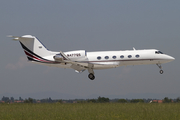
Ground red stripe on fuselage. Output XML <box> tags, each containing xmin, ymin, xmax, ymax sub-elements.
<box><xmin>24</xmin><ymin>50</ymin><xmax>52</xmax><ymax>63</ymax></box>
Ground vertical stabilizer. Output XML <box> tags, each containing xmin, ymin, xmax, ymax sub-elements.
<box><xmin>9</xmin><ymin>35</ymin><xmax>54</xmax><ymax>63</ymax></box>
<box><xmin>19</xmin><ymin>35</ymin><xmax>51</xmax><ymax>57</ymax></box>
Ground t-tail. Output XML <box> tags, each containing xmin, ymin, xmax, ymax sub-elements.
<box><xmin>8</xmin><ymin>35</ymin><xmax>57</xmax><ymax>63</ymax></box>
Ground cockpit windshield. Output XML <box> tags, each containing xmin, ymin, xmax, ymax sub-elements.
<box><xmin>155</xmin><ymin>51</ymin><xmax>163</xmax><ymax>54</ymax></box>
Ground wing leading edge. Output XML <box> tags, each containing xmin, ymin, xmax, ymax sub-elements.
<box><xmin>58</xmin><ymin>51</ymin><xmax>90</xmax><ymax>73</ymax></box>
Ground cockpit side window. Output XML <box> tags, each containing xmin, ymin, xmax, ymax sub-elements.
<box><xmin>155</xmin><ymin>51</ymin><xmax>163</xmax><ymax>54</ymax></box>
<box><xmin>159</xmin><ymin>51</ymin><xmax>163</xmax><ymax>54</ymax></box>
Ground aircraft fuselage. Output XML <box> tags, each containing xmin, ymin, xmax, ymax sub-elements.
<box><xmin>9</xmin><ymin>35</ymin><xmax>175</xmax><ymax>80</ymax></box>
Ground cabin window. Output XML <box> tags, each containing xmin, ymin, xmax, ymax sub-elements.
<box><xmin>105</xmin><ymin>56</ymin><xmax>109</xmax><ymax>59</ymax></box>
<box><xmin>97</xmin><ymin>56</ymin><xmax>101</xmax><ymax>60</ymax></box>
<box><xmin>128</xmin><ymin>55</ymin><xmax>132</xmax><ymax>58</ymax></box>
<box><xmin>120</xmin><ymin>55</ymin><xmax>124</xmax><ymax>59</ymax></box>
<box><xmin>135</xmin><ymin>55</ymin><xmax>140</xmax><ymax>58</ymax></box>
<box><xmin>112</xmin><ymin>56</ymin><xmax>116</xmax><ymax>59</ymax></box>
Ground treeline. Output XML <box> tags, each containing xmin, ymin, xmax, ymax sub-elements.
<box><xmin>1</xmin><ymin>96</ymin><xmax>180</xmax><ymax>103</ymax></box>
<box><xmin>85</xmin><ymin>96</ymin><xmax>110</xmax><ymax>103</ymax></box>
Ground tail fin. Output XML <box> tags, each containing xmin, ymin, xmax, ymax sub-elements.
<box><xmin>9</xmin><ymin>35</ymin><xmax>53</xmax><ymax>63</ymax></box>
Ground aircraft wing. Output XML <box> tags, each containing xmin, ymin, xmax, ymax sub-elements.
<box><xmin>58</xmin><ymin>51</ymin><xmax>90</xmax><ymax>72</ymax></box>
<box><xmin>58</xmin><ymin>51</ymin><xmax>119</xmax><ymax>72</ymax></box>
<box><xmin>59</xmin><ymin>51</ymin><xmax>70</xmax><ymax>60</ymax></box>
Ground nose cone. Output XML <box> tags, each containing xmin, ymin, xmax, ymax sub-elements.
<box><xmin>168</xmin><ymin>56</ymin><xmax>175</xmax><ymax>61</ymax></box>
<box><xmin>156</xmin><ymin>54</ymin><xmax>175</xmax><ymax>64</ymax></box>
<box><xmin>166</xmin><ymin>55</ymin><xmax>175</xmax><ymax>62</ymax></box>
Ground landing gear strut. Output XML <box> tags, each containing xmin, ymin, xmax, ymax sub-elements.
<box><xmin>88</xmin><ymin>73</ymin><xmax>95</xmax><ymax>80</ymax></box>
<box><xmin>88</xmin><ymin>66</ymin><xmax>95</xmax><ymax>80</ymax></box>
<box><xmin>156</xmin><ymin>64</ymin><xmax>164</xmax><ymax>74</ymax></box>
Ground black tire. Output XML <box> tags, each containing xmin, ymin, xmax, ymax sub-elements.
<box><xmin>160</xmin><ymin>70</ymin><xmax>164</xmax><ymax>74</ymax></box>
<box><xmin>88</xmin><ymin>73</ymin><xmax>95</xmax><ymax>80</ymax></box>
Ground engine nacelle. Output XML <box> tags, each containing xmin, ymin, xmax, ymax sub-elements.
<box><xmin>54</xmin><ymin>50</ymin><xmax>87</xmax><ymax>62</ymax></box>
<box><xmin>53</xmin><ymin>54</ymin><xmax>63</xmax><ymax>61</ymax></box>
<box><xmin>65</xmin><ymin>50</ymin><xmax>87</xmax><ymax>61</ymax></box>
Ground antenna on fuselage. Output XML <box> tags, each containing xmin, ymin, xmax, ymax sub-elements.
<box><xmin>133</xmin><ymin>47</ymin><xmax>136</xmax><ymax>50</ymax></box>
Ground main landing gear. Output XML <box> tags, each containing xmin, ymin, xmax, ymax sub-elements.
<box><xmin>156</xmin><ymin>64</ymin><xmax>164</xmax><ymax>74</ymax></box>
<box><xmin>88</xmin><ymin>73</ymin><xmax>95</xmax><ymax>80</ymax></box>
<box><xmin>88</xmin><ymin>68</ymin><xmax>95</xmax><ymax>80</ymax></box>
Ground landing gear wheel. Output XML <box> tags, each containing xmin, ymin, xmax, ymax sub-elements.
<box><xmin>88</xmin><ymin>73</ymin><xmax>95</xmax><ymax>80</ymax></box>
<box><xmin>160</xmin><ymin>70</ymin><xmax>164</xmax><ymax>74</ymax></box>
<box><xmin>156</xmin><ymin>64</ymin><xmax>164</xmax><ymax>74</ymax></box>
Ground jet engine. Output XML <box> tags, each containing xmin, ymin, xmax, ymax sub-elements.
<box><xmin>53</xmin><ymin>54</ymin><xmax>63</xmax><ymax>61</ymax></box>
<box><xmin>65</xmin><ymin>50</ymin><xmax>87</xmax><ymax>61</ymax></box>
<box><xmin>53</xmin><ymin>50</ymin><xmax>87</xmax><ymax>62</ymax></box>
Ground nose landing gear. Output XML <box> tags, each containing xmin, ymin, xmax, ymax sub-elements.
<box><xmin>156</xmin><ymin>64</ymin><xmax>164</xmax><ymax>74</ymax></box>
<box><xmin>159</xmin><ymin>70</ymin><xmax>164</xmax><ymax>74</ymax></box>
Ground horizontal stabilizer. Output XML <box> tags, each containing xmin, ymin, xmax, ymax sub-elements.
<box><xmin>8</xmin><ymin>35</ymin><xmax>34</xmax><ymax>41</ymax></box>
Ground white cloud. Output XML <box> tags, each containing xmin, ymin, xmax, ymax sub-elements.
<box><xmin>6</xmin><ymin>56</ymin><xmax>31</xmax><ymax>70</ymax></box>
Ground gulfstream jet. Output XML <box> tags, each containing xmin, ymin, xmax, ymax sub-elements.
<box><xmin>9</xmin><ymin>35</ymin><xmax>175</xmax><ymax>80</ymax></box>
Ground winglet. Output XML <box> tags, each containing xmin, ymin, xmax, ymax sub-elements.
<box><xmin>59</xmin><ymin>51</ymin><xmax>70</xmax><ymax>60</ymax></box>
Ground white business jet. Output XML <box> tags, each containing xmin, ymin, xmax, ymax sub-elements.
<box><xmin>9</xmin><ymin>35</ymin><xmax>175</xmax><ymax>80</ymax></box>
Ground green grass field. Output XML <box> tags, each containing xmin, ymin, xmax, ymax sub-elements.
<box><xmin>0</xmin><ymin>103</ymin><xmax>180</xmax><ymax>120</ymax></box>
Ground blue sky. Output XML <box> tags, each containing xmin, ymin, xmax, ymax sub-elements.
<box><xmin>1</xmin><ymin>0</ymin><xmax>179</xmax><ymax>99</ymax></box>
